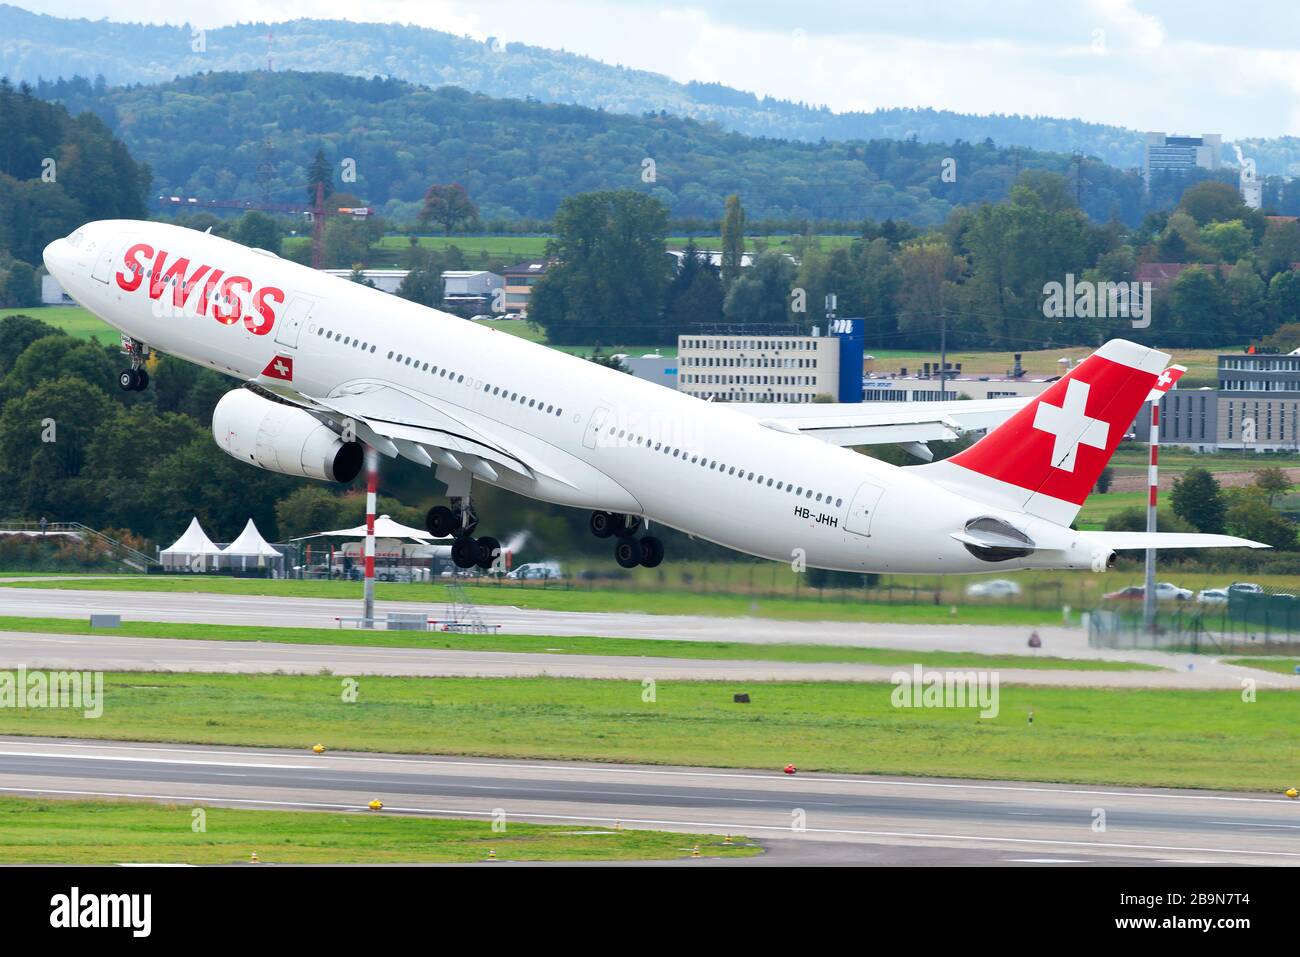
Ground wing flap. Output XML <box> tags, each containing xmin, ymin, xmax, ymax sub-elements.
<box><xmin>734</xmin><ymin>397</ymin><xmax>1029</xmax><ymax>447</ymax></box>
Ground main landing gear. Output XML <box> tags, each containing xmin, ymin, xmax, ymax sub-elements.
<box><xmin>427</xmin><ymin>500</ymin><xmax>501</xmax><ymax>572</ymax></box>
<box><xmin>118</xmin><ymin>335</ymin><xmax>150</xmax><ymax>392</ymax></box>
<box><xmin>589</xmin><ymin>511</ymin><xmax>664</xmax><ymax>568</ymax></box>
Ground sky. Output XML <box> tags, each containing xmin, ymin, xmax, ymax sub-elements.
<box><xmin>20</xmin><ymin>0</ymin><xmax>1300</xmax><ymax>139</ymax></box>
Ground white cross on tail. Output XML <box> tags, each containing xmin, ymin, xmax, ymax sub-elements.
<box><xmin>1032</xmin><ymin>379</ymin><xmax>1109</xmax><ymax>472</ymax></box>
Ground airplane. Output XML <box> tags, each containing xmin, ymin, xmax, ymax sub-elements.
<box><xmin>43</xmin><ymin>220</ymin><xmax>1265</xmax><ymax>575</ymax></box>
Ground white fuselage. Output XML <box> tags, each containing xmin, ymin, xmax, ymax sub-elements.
<box><xmin>45</xmin><ymin>220</ymin><xmax>1101</xmax><ymax>574</ymax></box>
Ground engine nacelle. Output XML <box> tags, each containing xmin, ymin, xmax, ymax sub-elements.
<box><xmin>1091</xmin><ymin>548</ymin><xmax>1118</xmax><ymax>573</ymax></box>
<box><xmin>212</xmin><ymin>389</ymin><xmax>363</xmax><ymax>484</ymax></box>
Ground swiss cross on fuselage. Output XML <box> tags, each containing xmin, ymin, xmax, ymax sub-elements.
<box><xmin>1032</xmin><ymin>379</ymin><xmax>1110</xmax><ymax>472</ymax></box>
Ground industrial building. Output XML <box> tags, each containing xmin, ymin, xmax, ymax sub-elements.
<box><xmin>1133</xmin><ymin>351</ymin><xmax>1300</xmax><ymax>452</ymax></box>
<box><xmin>501</xmin><ymin>260</ymin><xmax>550</xmax><ymax>317</ymax></box>
<box><xmin>1143</xmin><ymin>132</ymin><xmax>1221</xmax><ymax>186</ymax></box>
<box><xmin>441</xmin><ymin>270</ymin><xmax>504</xmax><ymax>311</ymax></box>
<box><xmin>676</xmin><ymin>320</ymin><xmax>863</xmax><ymax>403</ymax></box>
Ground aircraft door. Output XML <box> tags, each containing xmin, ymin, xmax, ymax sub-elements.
<box><xmin>90</xmin><ymin>238</ymin><xmax>125</xmax><ymax>284</ymax></box>
<box><xmin>583</xmin><ymin>406</ymin><xmax>612</xmax><ymax>450</ymax></box>
<box><xmin>273</xmin><ymin>295</ymin><xmax>314</xmax><ymax>349</ymax></box>
<box><xmin>844</xmin><ymin>480</ymin><xmax>886</xmax><ymax>537</ymax></box>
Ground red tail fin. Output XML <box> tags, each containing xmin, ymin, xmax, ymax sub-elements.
<box><xmin>926</xmin><ymin>340</ymin><xmax>1169</xmax><ymax>525</ymax></box>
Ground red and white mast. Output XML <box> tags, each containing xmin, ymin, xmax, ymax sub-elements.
<box><xmin>363</xmin><ymin>446</ymin><xmax>378</xmax><ymax>627</ymax></box>
<box><xmin>1142</xmin><ymin>365</ymin><xmax>1185</xmax><ymax>633</ymax></box>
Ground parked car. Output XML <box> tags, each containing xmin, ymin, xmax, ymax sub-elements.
<box><xmin>1196</xmin><ymin>588</ymin><xmax>1229</xmax><ymax>605</ymax></box>
<box><xmin>1103</xmin><ymin>582</ymin><xmax>1192</xmax><ymax>601</ymax></box>
<box><xmin>469</xmin><ymin>314</ymin><xmax>496</xmax><ymax>322</ymax></box>
<box><xmin>506</xmin><ymin>561</ymin><xmax>564</xmax><ymax>580</ymax></box>
<box><xmin>965</xmin><ymin>579</ymin><xmax>1022</xmax><ymax>598</ymax></box>
<box><xmin>1227</xmin><ymin>582</ymin><xmax>1263</xmax><ymax>594</ymax></box>
<box><xmin>1103</xmin><ymin>585</ymin><xmax>1145</xmax><ymax>601</ymax></box>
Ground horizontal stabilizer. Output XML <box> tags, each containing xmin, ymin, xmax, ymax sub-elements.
<box><xmin>1079</xmin><ymin>531</ymin><xmax>1269</xmax><ymax>550</ymax></box>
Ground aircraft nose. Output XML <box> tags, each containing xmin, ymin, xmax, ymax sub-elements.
<box><xmin>42</xmin><ymin>238</ymin><xmax>68</xmax><ymax>279</ymax></box>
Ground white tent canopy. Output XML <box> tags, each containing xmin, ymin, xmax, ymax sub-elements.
<box><xmin>160</xmin><ymin>517</ymin><xmax>222</xmax><ymax>568</ymax></box>
<box><xmin>293</xmin><ymin>515</ymin><xmax>443</xmax><ymax>543</ymax></box>
<box><xmin>221</xmin><ymin>518</ymin><xmax>283</xmax><ymax>558</ymax></box>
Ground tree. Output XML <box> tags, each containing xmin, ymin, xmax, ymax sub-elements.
<box><xmin>1225</xmin><ymin>487</ymin><xmax>1297</xmax><ymax>550</ymax></box>
<box><xmin>1169</xmin><ymin>467</ymin><xmax>1226</xmax><ymax>533</ymax></box>
<box><xmin>0</xmin><ymin>376</ymin><xmax>114</xmax><ymax>518</ymax></box>
<box><xmin>662</xmin><ymin>240</ymin><xmax>723</xmax><ymax>337</ymax></box>
<box><xmin>720</xmin><ymin>194</ymin><xmax>745</xmax><ymax>287</ymax></box>
<box><xmin>306</xmin><ymin>148</ymin><xmax>333</xmax><ymax>206</ymax></box>
<box><xmin>1178</xmin><ymin>181</ymin><xmax>1247</xmax><ymax>226</ymax></box>
<box><xmin>232</xmin><ymin>211</ymin><xmax>283</xmax><ymax>255</ymax></box>
<box><xmin>0</xmin><ymin>260</ymin><xmax>38</xmax><ymax>307</ymax></box>
<box><xmin>0</xmin><ymin>314</ymin><xmax>63</xmax><ymax>375</ymax></box>
<box><xmin>395</xmin><ymin>263</ymin><xmax>443</xmax><ymax>307</ymax></box>
<box><xmin>722</xmin><ymin>251</ymin><xmax>797</xmax><ymax>325</ymax></box>
<box><xmin>418</xmin><ymin>183</ymin><xmax>478</xmax><ymax>236</ymax></box>
<box><xmin>530</xmin><ymin>190</ymin><xmax>670</xmax><ymax>345</ymax></box>
<box><xmin>1254</xmin><ymin>467</ymin><xmax>1292</xmax><ymax>505</ymax></box>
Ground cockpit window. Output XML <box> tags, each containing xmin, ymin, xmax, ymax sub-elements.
<box><xmin>67</xmin><ymin>230</ymin><xmax>85</xmax><ymax>249</ymax></box>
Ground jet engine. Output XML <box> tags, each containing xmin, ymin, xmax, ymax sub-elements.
<box><xmin>212</xmin><ymin>388</ymin><xmax>363</xmax><ymax>483</ymax></box>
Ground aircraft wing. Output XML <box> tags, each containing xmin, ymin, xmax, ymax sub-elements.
<box><xmin>254</xmin><ymin>377</ymin><xmax>573</xmax><ymax>487</ymax></box>
<box><xmin>729</xmin><ymin>397</ymin><xmax>1029</xmax><ymax>458</ymax></box>
<box><xmin>1078</xmin><ymin>531</ymin><xmax>1269</xmax><ymax>550</ymax></box>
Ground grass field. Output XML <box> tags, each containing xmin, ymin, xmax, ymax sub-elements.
<box><xmin>1076</xmin><ymin>491</ymin><xmax>1149</xmax><ymax>530</ymax></box>
<box><xmin>0</xmin><ymin>576</ymin><xmax>1070</xmax><ymax>625</ymax></box>
<box><xmin>1224</xmin><ymin>658</ymin><xmax>1300</xmax><ymax>676</ymax></box>
<box><xmin>0</xmin><ymin>672</ymin><xmax>1294</xmax><ymax>791</ymax></box>
<box><xmin>0</xmin><ymin>797</ymin><xmax>755</xmax><ymax>864</ymax></box>
<box><xmin>0</xmin><ymin>615</ymin><xmax>1154</xmax><ymax>670</ymax></box>
<box><xmin>0</xmin><ymin>305</ymin><xmax>114</xmax><ymax>342</ymax></box>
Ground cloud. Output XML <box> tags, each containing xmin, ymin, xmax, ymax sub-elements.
<box><xmin>15</xmin><ymin>0</ymin><xmax>1300</xmax><ymax>138</ymax></box>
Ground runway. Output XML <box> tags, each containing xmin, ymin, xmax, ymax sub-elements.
<box><xmin>0</xmin><ymin>629</ymin><xmax>1291</xmax><ymax>687</ymax></box>
<box><xmin>1</xmin><ymin>736</ymin><xmax>1296</xmax><ymax>865</ymax></box>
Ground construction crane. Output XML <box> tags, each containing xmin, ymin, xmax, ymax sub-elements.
<box><xmin>156</xmin><ymin>185</ymin><xmax>374</xmax><ymax>269</ymax></box>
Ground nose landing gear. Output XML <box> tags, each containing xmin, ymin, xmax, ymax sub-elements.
<box><xmin>591</xmin><ymin>511</ymin><xmax>663</xmax><ymax>568</ymax></box>
<box><xmin>118</xmin><ymin>335</ymin><xmax>150</xmax><ymax>392</ymax></box>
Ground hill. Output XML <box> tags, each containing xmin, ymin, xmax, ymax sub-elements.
<box><xmin>4</xmin><ymin>4</ymin><xmax>1298</xmax><ymax>178</ymax></box>
<box><xmin>30</xmin><ymin>70</ymin><xmax>1162</xmax><ymax>226</ymax></box>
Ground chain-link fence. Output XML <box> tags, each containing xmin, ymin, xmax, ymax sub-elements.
<box><xmin>1088</xmin><ymin>587</ymin><xmax>1300</xmax><ymax>654</ymax></box>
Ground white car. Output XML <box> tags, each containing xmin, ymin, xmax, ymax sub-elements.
<box><xmin>965</xmin><ymin>579</ymin><xmax>1022</xmax><ymax>598</ymax></box>
<box><xmin>1227</xmin><ymin>582</ymin><xmax>1263</xmax><ymax>594</ymax></box>
<box><xmin>1154</xmin><ymin>582</ymin><xmax>1193</xmax><ymax>601</ymax></box>
<box><xmin>1196</xmin><ymin>588</ymin><xmax>1228</xmax><ymax>605</ymax></box>
<box><xmin>505</xmin><ymin>561</ymin><xmax>563</xmax><ymax>580</ymax></box>
<box><xmin>469</xmin><ymin>314</ymin><xmax>496</xmax><ymax>322</ymax></box>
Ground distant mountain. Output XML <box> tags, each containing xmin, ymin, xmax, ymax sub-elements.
<box><xmin>26</xmin><ymin>70</ymin><xmax>1171</xmax><ymax>226</ymax></box>
<box><xmin>4</xmin><ymin>4</ymin><xmax>1297</xmax><ymax>177</ymax></box>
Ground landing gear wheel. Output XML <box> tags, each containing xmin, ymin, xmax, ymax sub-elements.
<box><xmin>614</xmin><ymin>515</ymin><xmax>642</xmax><ymax>539</ymax></box>
<box><xmin>614</xmin><ymin>539</ymin><xmax>640</xmax><ymax>569</ymax></box>
<box><xmin>475</xmin><ymin>536</ymin><xmax>501</xmax><ymax>571</ymax></box>
<box><xmin>589</xmin><ymin>511</ymin><xmax>616</xmax><ymax>539</ymax></box>
<box><xmin>134</xmin><ymin>368</ymin><xmax>149</xmax><ymax>391</ymax></box>
<box><xmin>638</xmin><ymin>536</ymin><xmax>664</xmax><ymax>568</ymax></box>
<box><xmin>426</xmin><ymin>505</ymin><xmax>457</xmax><ymax>538</ymax></box>
<box><xmin>451</xmin><ymin>536</ymin><xmax>479</xmax><ymax>569</ymax></box>
<box><xmin>118</xmin><ymin>369</ymin><xmax>138</xmax><ymax>391</ymax></box>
